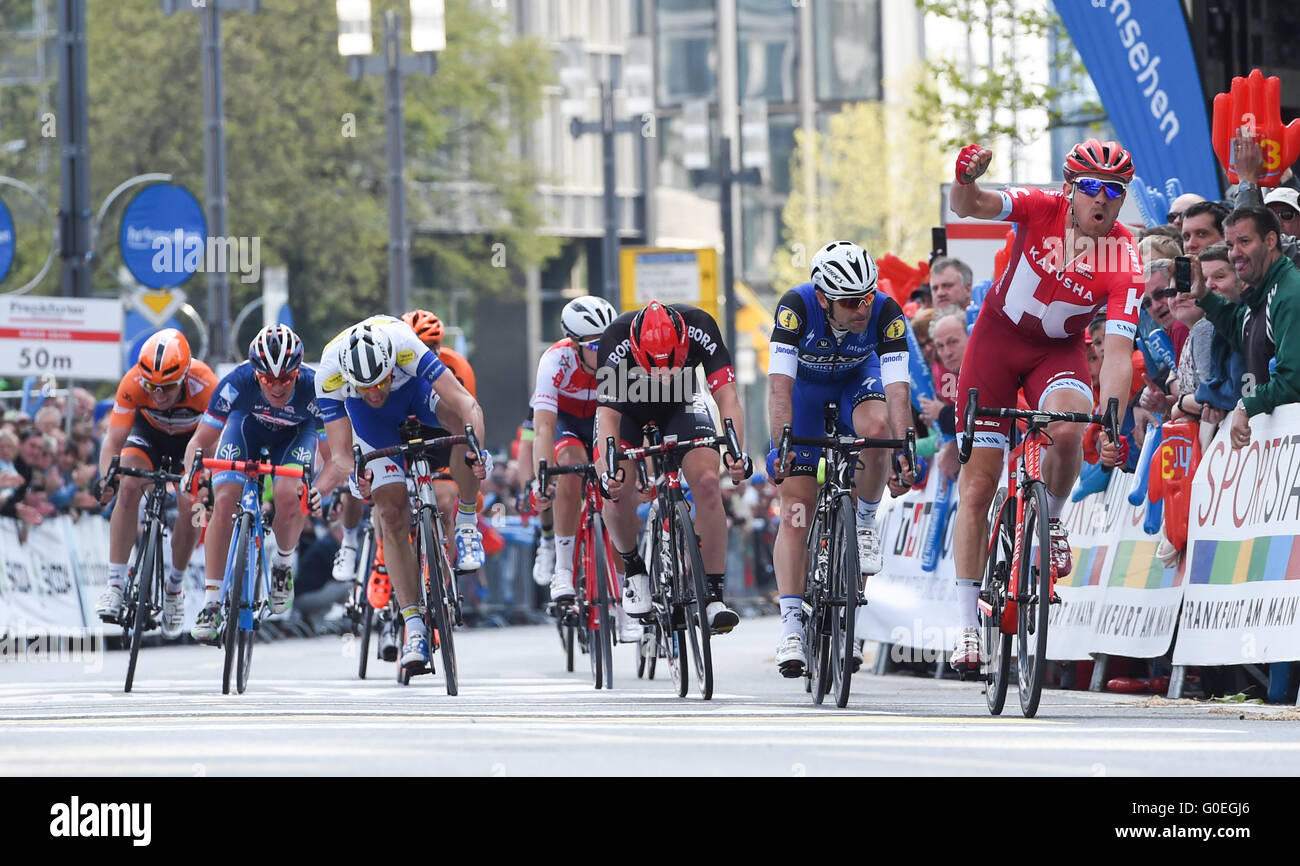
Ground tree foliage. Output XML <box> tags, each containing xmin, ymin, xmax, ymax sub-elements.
<box><xmin>911</xmin><ymin>0</ymin><xmax>1100</xmax><ymax>153</ymax></box>
<box><xmin>771</xmin><ymin>100</ymin><xmax>945</xmax><ymax>292</ymax></box>
<box><xmin>0</xmin><ymin>0</ymin><xmax>556</xmax><ymax>355</ymax></box>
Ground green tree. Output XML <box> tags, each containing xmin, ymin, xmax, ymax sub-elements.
<box><xmin>1</xmin><ymin>0</ymin><xmax>556</xmax><ymax>356</ymax></box>
<box><xmin>911</xmin><ymin>0</ymin><xmax>1099</xmax><ymax>153</ymax></box>
<box><xmin>771</xmin><ymin>100</ymin><xmax>945</xmax><ymax>292</ymax></box>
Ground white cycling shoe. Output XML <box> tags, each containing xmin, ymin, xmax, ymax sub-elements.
<box><xmin>615</xmin><ymin>606</ymin><xmax>643</xmax><ymax>643</ymax></box>
<box><xmin>622</xmin><ymin>572</ymin><xmax>653</xmax><ymax>616</ymax></box>
<box><xmin>96</xmin><ymin>584</ymin><xmax>124</xmax><ymax>623</ymax></box>
<box><xmin>949</xmin><ymin>627</ymin><xmax>983</xmax><ymax>669</ymax></box>
<box><xmin>549</xmin><ymin>567</ymin><xmax>576</xmax><ymax>603</ymax></box>
<box><xmin>161</xmin><ymin>590</ymin><xmax>185</xmax><ymax>639</ymax></box>
<box><xmin>532</xmin><ymin>540</ymin><xmax>556</xmax><ymax>587</ymax></box>
<box><xmin>332</xmin><ymin>543</ymin><xmax>357</xmax><ymax>582</ymax></box>
<box><xmin>776</xmin><ymin>632</ymin><xmax>807</xmax><ymax>678</ymax></box>
<box><xmin>857</xmin><ymin>525</ymin><xmax>883</xmax><ymax>575</ymax></box>
<box><xmin>706</xmin><ymin>601</ymin><xmax>740</xmax><ymax>634</ymax></box>
<box><xmin>455</xmin><ymin>525</ymin><xmax>486</xmax><ymax>572</ymax></box>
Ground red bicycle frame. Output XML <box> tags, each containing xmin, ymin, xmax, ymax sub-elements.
<box><xmin>573</xmin><ymin>474</ymin><xmax>621</xmax><ymax>631</ymax></box>
<box><xmin>981</xmin><ymin>425</ymin><xmax>1052</xmax><ymax>636</ymax></box>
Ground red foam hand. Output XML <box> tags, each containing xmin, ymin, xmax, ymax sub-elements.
<box><xmin>1212</xmin><ymin>69</ymin><xmax>1300</xmax><ymax>187</ymax></box>
<box><xmin>876</xmin><ymin>254</ymin><xmax>928</xmax><ymax>305</ymax></box>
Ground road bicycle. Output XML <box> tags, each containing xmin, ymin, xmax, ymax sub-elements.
<box><xmin>607</xmin><ymin>418</ymin><xmax>750</xmax><ymax>701</ymax></box>
<box><xmin>958</xmin><ymin>388</ymin><xmax>1118</xmax><ymax>717</ymax></box>
<box><xmin>537</xmin><ymin>459</ymin><xmax>621</xmax><ymax>689</ymax></box>
<box><xmin>355</xmin><ymin>425</ymin><xmax>479</xmax><ymax>694</ymax></box>
<box><xmin>330</xmin><ymin>492</ymin><xmax>386</xmax><ymax>679</ymax></box>
<box><xmin>97</xmin><ymin>456</ymin><xmax>182</xmax><ymax>693</ymax></box>
<box><xmin>775</xmin><ymin>403</ymin><xmax>914</xmax><ymax>708</ymax></box>
<box><xmin>189</xmin><ymin>448</ymin><xmax>310</xmax><ymax>695</ymax></box>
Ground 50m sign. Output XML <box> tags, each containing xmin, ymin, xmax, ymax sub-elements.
<box><xmin>0</xmin><ymin>297</ymin><xmax>123</xmax><ymax>382</ymax></box>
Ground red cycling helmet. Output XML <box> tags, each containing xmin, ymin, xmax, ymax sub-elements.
<box><xmin>1062</xmin><ymin>138</ymin><xmax>1135</xmax><ymax>183</ymax></box>
<box><xmin>629</xmin><ymin>301</ymin><xmax>688</xmax><ymax>370</ymax></box>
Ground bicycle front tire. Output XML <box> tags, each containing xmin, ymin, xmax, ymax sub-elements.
<box><xmin>593</xmin><ymin>514</ymin><xmax>615</xmax><ymax>690</ymax></box>
<box><xmin>222</xmin><ymin>514</ymin><xmax>251</xmax><ymax>695</ymax></box>
<box><xmin>124</xmin><ymin>521</ymin><xmax>160</xmax><ymax>694</ymax></box>
<box><xmin>831</xmin><ymin>494</ymin><xmax>857</xmax><ymax>709</ymax></box>
<box><xmin>424</xmin><ymin>512</ymin><xmax>459</xmax><ymax>695</ymax></box>
<box><xmin>1017</xmin><ymin>481</ymin><xmax>1052</xmax><ymax>718</ymax></box>
<box><xmin>673</xmin><ymin>500</ymin><xmax>712</xmax><ymax>701</ymax></box>
<box><xmin>983</xmin><ymin>488</ymin><xmax>1014</xmax><ymax>715</ymax></box>
<box><xmin>236</xmin><ymin>537</ymin><xmax>263</xmax><ymax>695</ymax></box>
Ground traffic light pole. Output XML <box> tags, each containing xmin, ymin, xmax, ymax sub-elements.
<box><xmin>570</xmin><ymin>83</ymin><xmax>639</xmax><ymax>307</ymax></box>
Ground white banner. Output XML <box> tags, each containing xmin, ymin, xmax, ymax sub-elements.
<box><xmin>861</xmin><ymin>470</ymin><xmax>961</xmax><ymax>658</ymax></box>
<box><xmin>68</xmin><ymin>515</ymin><xmax>110</xmax><ymax>627</ymax></box>
<box><xmin>0</xmin><ymin>519</ymin><xmax>86</xmax><ymax>631</ymax></box>
<box><xmin>1047</xmin><ymin>470</ymin><xmax>1124</xmax><ymax>660</ymax></box>
<box><xmin>1083</xmin><ymin>478</ymin><xmax>1185</xmax><ymax>660</ymax></box>
<box><xmin>1174</xmin><ymin>407</ymin><xmax>1300</xmax><ymax>665</ymax></box>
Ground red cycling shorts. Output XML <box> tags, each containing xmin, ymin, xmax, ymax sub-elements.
<box><xmin>955</xmin><ymin>309</ymin><xmax>1092</xmax><ymax>449</ymax></box>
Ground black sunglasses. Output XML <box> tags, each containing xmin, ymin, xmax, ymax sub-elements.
<box><xmin>1272</xmin><ymin>207</ymin><xmax>1298</xmax><ymax>221</ymax></box>
<box><xmin>1152</xmin><ymin>287</ymin><xmax>1180</xmax><ymax>301</ymax></box>
<box><xmin>1166</xmin><ymin>210</ymin><xmax>1184</xmax><ymax>223</ymax></box>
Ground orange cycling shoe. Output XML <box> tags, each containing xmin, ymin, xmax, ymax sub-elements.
<box><xmin>367</xmin><ymin>539</ymin><xmax>390</xmax><ymax>609</ymax></box>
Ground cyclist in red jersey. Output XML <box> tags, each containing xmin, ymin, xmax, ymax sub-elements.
<box><xmin>947</xmin><ymin>139</ymin><xmax>1135</xmax><ymax>668</ymax></box>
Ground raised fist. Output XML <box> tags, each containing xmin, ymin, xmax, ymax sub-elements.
<box><xmin>955</xmin><ymin>144</ymin><xmax>991</xmax><ymax>185</ymax></box>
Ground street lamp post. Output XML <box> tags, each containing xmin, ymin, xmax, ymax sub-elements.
<box><xmin>560</xmin><ymin>38</ymin><xmax>652</xmax><ymax>307</ymax></box>
<box><xmin>682</xmin><ymin>99</ymin><xmax>766</xmax><ymax>352</ymax></box>
<box><xmin>338</xmin><ymin>0</ymin><xmax>439</xmax><ymax>318</ymax></box>
<box><xmin>161</xmin><ymin>0</ymin><xmax>262</xmax><ymax>360</ymax></box>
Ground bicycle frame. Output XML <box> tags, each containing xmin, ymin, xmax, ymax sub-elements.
<box><xmin>218</xmin><ymin>472</ymin><xmax>271</xmax><ymax>634</ymax></box>
<box><xmin>990</xmin><ymin>425</ymin><xmax>1047</xmax><ymax>634</ymax></box>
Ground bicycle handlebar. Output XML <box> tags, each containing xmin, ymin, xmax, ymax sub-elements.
<box><xmin>775</xmin><ymin>424</ymin><xmax>917</xmax><ymax>480</ymax></box>
<box><xmin>957</xmin><ymin>387</ymin><xmax>1120</xmax><ymax>464</ymax></box>
<box><xmin>189</xmin><ymin>448</ymin><xmax>312</xmax><ymax>515</ymax></box>
<box><xmin>98</xmin><ymin>455</ymin><xmax>181</xmax><ymax>500</ymax></box>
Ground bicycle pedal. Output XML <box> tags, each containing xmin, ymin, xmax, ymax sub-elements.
<box><xmin>1049</xmin><ymin>592</ymin><xmax>1062</xmax><ymax>605</ymax></box>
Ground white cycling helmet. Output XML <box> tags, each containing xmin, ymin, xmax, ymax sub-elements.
<box><xmin>809</xmin><ymin>240</ymin><xmax>878</xmax><ymax>299</ymax></box>
<box><xmin>561</xmin><ymin>295</ymin><xmax>617</xmax><ymax>341</ymax></box>
<box><xmin>339</xmin><ymin>323</ymin><xmax>396</xmax><ymax>388</ymax></box>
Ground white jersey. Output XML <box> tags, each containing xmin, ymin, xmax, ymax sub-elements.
<box><xmin>530</xmin><ymin>337</ymin><xmax>598</xmax><ymax>419</ymax></box>
<box><xmin>314</xmin><ymin>315</ymin><xmax>446</xmax><ymax>421</ymax></box>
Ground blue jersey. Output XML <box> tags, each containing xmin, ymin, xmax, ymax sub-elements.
<box><xmin>768</xmin><ymin>282</ymin><xmax>909</xmax><ymax>386</ymax></box>
<box><xmin>202</xmin><ymin>362</ymin><xmax>325</xmax><ymax>437</ymax></box>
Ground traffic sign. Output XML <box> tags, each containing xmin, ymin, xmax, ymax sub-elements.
<box><xmin>0</xmin><ymin>297</ymin><xmax>124</xmax><ymax>382</ymax></box>
<box><xmin>0</xmin><ymin>196</ymin><xmax>14</xmax><ymax>284</ymax></box>
<box><xmin>129</xmin><ymin>287</ymin><xmax>188</xmax><ymax>327</ymax></box>
<box><xmin>618</xmin><ymin>247</ymin><xmax>718</xmax><ymax>317</ymax></box>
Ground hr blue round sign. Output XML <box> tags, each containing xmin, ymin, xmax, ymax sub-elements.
<box><xmin>119</xmin><ymin>183</ymin><xmax>206</xmax><ymax>289</ymax></box>
<box><xmin>0</xmin><ymin>196</ymin><xmax>14</xmax><ymax>285</ymax></box>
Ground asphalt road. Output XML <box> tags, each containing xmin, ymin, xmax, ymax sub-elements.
<box><xmin>3</xmin><ymin>616</ymin><xmax>1297</xmax><ymax>776</ymax></box>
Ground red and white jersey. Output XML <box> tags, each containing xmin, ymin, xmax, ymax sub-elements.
<box><xmin>530</xmin><ymin>337</ymin><xmax>598</xmax><ymax>419</ymax></box>
<box><xmin>985</xmin><ymin>187</ymin><xmax>1142</xmax><ymax>343</ymax></box>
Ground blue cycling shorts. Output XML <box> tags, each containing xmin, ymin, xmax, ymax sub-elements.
<box><xmin>212</xmin><ymin>412</ymin><xmax>320</xmax><ymax>486</ymax></box>
<box><xmin>767</xmin><ymin>354</ymin><xmax>884</xmax><ymax>478</ymax></box>
<box><xmin>346</xmin><ymin>377</ymin><xmax>442</xmax><ymax>493</ymax></box>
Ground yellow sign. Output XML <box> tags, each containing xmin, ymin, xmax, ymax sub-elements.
<box><xmin>130</xmin><ymin>289</ymin><xmax>187</xmax><ymax>327</ymax></box>
<box><xmin>619</xmin><ymin>247</ymin><xmax>718</xmax><ymax>318</ymax></box>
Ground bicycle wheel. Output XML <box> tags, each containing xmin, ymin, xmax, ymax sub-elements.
<box><xmin>653</xmin><ymin>512</ymin><xmax>688</xmax><ymax>697</ymax></box>
<box><xmin>424</xmin><ymin>513</ymin><xmax>458</xmax><ymax>696</ymax></box>
<box><xmin>593</xmin><ymin>515</ymin><xmax>615</xmax><ymax>690</ymax></box>
<box><xmin>1017</xmin><ymin>481</ymin><xmax>1052</xmax><ymax>718</ymax></box>
<box><xmin>221</xmin><ymin>514</ymin><xmax>251</xmax><ymax>695</ymax></box>
<box><xmin>673</xmin><ymin>500</ymin><xmax>712</xmax><ymax>701</ymax></box>
<box><xmin>831</xmin><ymin>495</ymin><xmax>858</xmax><ymax>709</ymax></box>
<box><xmin>235</xmin><ymin>538</ymin><xmax>263</xmax><ymax>695</ymax></box>
<box><xmin>805</xmin><ymin>511</ymin><xmax>831</xmax><ymax>704</ymax></box>
<box><xmin>357</xmin><ymin>527</ymin><xmax>376</xmax><ymax>678</ymax></box>
<box><xmin>982</xmin><ymin>488</ymin><xmax>1015</xmax><ymax>716</ymax></box>
<box><xmin>124</xmin><ymin>521</ymin><xmax>160</xmax><ymax>694</ymax></box>
<box><xmin>575</xmin><ymin>526</ymin><xmax>600</xmax><ymax>687</ymax></box>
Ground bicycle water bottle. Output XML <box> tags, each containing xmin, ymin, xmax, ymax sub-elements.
<box><xmin>921</xmin><ymin>475</ymin><xmax>952</xmax><ymax>572</ymax></box>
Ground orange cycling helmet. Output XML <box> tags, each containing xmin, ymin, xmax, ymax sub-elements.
<box><xmin>137</xmin><ymin>328</ymin><xmax>192</xmax><ymax>386</ymax></box>
<box><xmin>402</xmin><ymin>309</ymin><xmax>444</xmax><ymax>348</ymax></box>
<box><xmin>1062</xmin><ymin>138</ymin><xmax>1135</xmax><ymax>183</ymax></box>
<box><xmin>629</xmin><ymin>301</ymin><xmax>689</xmax><ymax>371</ymax></box>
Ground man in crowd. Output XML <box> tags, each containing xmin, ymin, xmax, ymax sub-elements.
<box><xmin>928</xmin><ymin>257</ymin><xmax>974</xmax><ymax>312</ymax></box>
<box><xmin>1181</xmin><ymin>201</ymin><xmax>1229</xmax><ymax>257</ymax></box>
<box><xmin>1166</xmin><ymin>192</ymin><xmax>1206</xmax><ymax>234</ymax></box>
<box><xmin>918</xmin><ymin>310</ymin><xmax>966</xmax><ymax>482</ymax></box>
<box><xmin>1264</xmin><ymin>187</ymin><xmax>1300</xmax><ymax>241</ymax></box>
<box><xmin>1188</xmin><ymin>206</ymin><xmax>1300</xmax><ymax>450</ymax></box>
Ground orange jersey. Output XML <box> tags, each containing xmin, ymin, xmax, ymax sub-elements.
<box><xmin>438</xmin><ymin>347</ymin><xmax>476</xmax><ymax>397</ymax></box>
<box><xmin>110</xmin><ymin>361</ymin><xmax>218</xmax><ymax>436</ymax></box>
